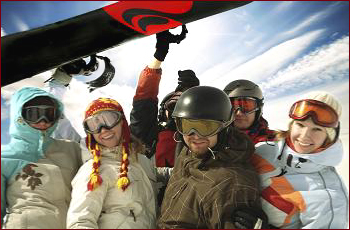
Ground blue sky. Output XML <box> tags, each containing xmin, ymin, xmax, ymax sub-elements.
<box><xmin>1</xmin><ymin>1</ymin><xmax>349</xmax><ymax>185</ymax></box>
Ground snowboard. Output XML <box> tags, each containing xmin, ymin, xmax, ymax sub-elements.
<box><xmin>1</xmin><ymin>1</ymin><xmax>251</xmax><ymax>86</ymax></box>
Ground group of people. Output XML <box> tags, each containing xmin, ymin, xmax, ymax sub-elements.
<box><xmin>1</xmin><ymin>26</ymin><xmax>348</xmax><ymax>229</ymax></box>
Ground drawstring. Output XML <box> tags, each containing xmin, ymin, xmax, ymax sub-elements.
<box><xmin>173</xmin><ymin>131</ymin><xmax>182</xmax><ymax>143</ymax></box>
<box><xmin>207</xmin><ymin>147</ymin><xmax>216</xmax><ymax>159</ymax></box>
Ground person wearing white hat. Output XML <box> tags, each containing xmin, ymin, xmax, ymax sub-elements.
<box><xmin>251</xmin><ymin>91</ymin><xmax>348</xmax><ymax>228</ymax></box>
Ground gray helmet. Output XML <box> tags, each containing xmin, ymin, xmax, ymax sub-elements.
<box><xmin>223</xmin><ymin>79</ymin><xmax>264</xmax><ymax>124</ymax></box>
<box><xmin>223</xmin><ymin>79</ymin><xmax>263</xmax><ymax>100</ymax></box>
<box><xmin>172</xmin><ymin>86</ymin><xmax>233</xmax><ymax>123</ymax></box>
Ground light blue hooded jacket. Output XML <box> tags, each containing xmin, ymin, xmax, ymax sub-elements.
<box><xmin>1</xmin><ymin>87</ymin><xmax>64</xmax><ymax>225</ymax></box>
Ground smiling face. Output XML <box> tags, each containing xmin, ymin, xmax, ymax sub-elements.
<box><xmin>290</xmin><ymin>118</ymin><xmax>328</xmax><ymax>154</ymax></box>
<box><xmin>92</xmin><ymin>120</ymin><xmax>123</xmax><ymax>148</ymax></box>
<box><xmin>183</xmin><ymin>133</ymin><xmax>218</xmax><ymax>158</ymax></box>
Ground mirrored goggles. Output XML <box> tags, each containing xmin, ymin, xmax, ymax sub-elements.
<box><xmin>83</xmin><ymin>110</ymin><xmax>123</xmax><ymax>134</ymax></box>
<box><xmin>231</xmin><ymin>97</ymin><xmax>259</xmax><ymax>114</ymax></box>
<box><xmin>175</xmin><ymin>117</ymin><xmax>226</xmax><ymax>137</ymax></box>
<box><xmin>289</xmin><ymin>99</ymin><xmax>339</xmax><ymax>128</ymax></box>
<box><xmin>22</xmin><ymin>105</ymin><xmax>57</xmax><ymax>124</ymax></box>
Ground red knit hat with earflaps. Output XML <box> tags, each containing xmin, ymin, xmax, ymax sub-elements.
<box><xmin>84</xmin><ymin>98</ymin><xmax>131</xmax><ymax>191</ymax></box>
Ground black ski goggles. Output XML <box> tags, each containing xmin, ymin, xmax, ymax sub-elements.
<box><xmin>231</xmin><ymin>97</ymin><xmax>259</xmax><ymax>114</ymax></box>
<box><xmin>175</xmin><ymin>117</ymin><xmax>227</xmax><ymax>137</ymax></box>
<box><xmin>83</xmin><ymin>110</ymin><xmax>123</xmax><ymax>134</ymax></box>
<box><xmin>22</xmin><ymin>105</ymin><xmax>57</xmax><ymax>124</ymax></box>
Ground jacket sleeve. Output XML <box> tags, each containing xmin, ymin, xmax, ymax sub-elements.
<box><xmin>44</xmin><ymin>80</ymin><xmax>82</xmax><ymax>142</ymax></box>
<box><xmin>299</xmin><ymin>169</ymin><xmax>349</xmax><ymax>229</ymax></box>
<box><xmin>203</xmin><ymin>177</ymin><xmax>261</xmax><ymax>229</ymax></box>
<box><xmin>66</xmin><ymin>162</ymin><xmax>107</xmax><ymax>229</ymax></box>
<box><xmin>130</xmin><ymin>66</ymin><xmax>162</xmax><ymax>148</ymax></box>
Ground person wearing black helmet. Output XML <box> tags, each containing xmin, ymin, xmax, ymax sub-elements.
<box><xmin>130</xmin><ymin>25</ymin><xmax>199</xmax><ymax>169</ymax></box>
<box><xmin>157</xmin><ymin>86</ymin><xmax>267</xmax><ymax>229</ymax></box>
<box><xmin>224</xmin><ymin>79</ymin><xmax>276</xmax><ymax>143</ymax></box>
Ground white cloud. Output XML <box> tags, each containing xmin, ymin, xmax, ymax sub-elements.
<box><xmin>102</xmin><ymin>1</ymin><xmax>118</xmax><ymax>7</ymax></box>
<box><xmin>261</xmin><ymin>35</ymin><xmax>349</xmax><ymax>98</ymax></box>
<box><xmin>281</xmin><ymin>11</ymin><xmax>328</xmax><ymax>36</ymax></box>
<box><xmin>281</xmin><ymin>2</ymin><xmax>343</xmax><ymax>37</ymax></box>
<box><xmin>1</xmin><ymin>71</ymin><xmax>51</xmax><ymax>100</ymax></box>
<box><xmin>203</xmin><ymin>29</ymin><xmax>325</xmax><ymax>90</ymax></box>
<box><xmin>1</xmin><ymin>27</ymin><xmax>6</xmax><ymax>36</ymax></box>
<box><xmin>272</xmin><ymin>1</ymin><xmax>294</xmax><ymax>14</ymax></box>
<box><xmin>11</xmin><ymin>14</ymin><xmax>30</xmax><ymax>32</ymax></box>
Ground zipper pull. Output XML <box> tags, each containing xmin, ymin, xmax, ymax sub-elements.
<box><xmin>130</xmin><ymin>210</ymin><xmax>136</xmax><ymax>222</ymax></box>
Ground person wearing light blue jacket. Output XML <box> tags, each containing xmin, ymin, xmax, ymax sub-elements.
<box><xmin>251</xmin><ymin>91</ymin><xmax>348</xmax><ymax>229</ymax></box>
<box><xmin>1</xmin><ymin>87</ymin><xmax>82</xmax><ymax>229</ymax></box>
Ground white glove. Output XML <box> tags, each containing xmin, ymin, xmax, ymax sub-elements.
<box><xmin>51</xmin><ymin>68</ymin><xmax>72</xmax><ymax>86</ymax></box>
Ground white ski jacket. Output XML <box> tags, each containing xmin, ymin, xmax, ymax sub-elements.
<box><xmin>66</xmin><ymin>146</ymin><xmax>157</xmax><ymax>229</ymax></box>
<box><xmin>253</xmin><ymin>139</ymin><xmax>348</xmax><ymax>228</ymax></box>
<box><xmin>3</xmin><ymin>139</ymin><xmax>82</xmax><ymax>229</ymax></box>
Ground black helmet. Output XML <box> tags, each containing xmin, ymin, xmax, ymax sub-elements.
<box><xmin>158</xmin><ymin>91</ymin><xmax>175</xmax><ymax>123</ymax></box>
<box><xmin>223</xmin><ymin>79</ymin><xmax>264</xmax><ymax>123</ymax></box>
<box><xmin>172</xmin><ymin>86</ymin><xmax>233</xmax><ymax>123</ymax></box>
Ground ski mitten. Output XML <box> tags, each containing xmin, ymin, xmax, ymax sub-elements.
<box><xmin>154</xmin><ymin>25</ymin><xmax>188</xmax><ymax>61</ymax></box>
<box><xmin>175</xmin><ymin>69</ymin><xmax>199</xmax><ymax>92</ymax></box>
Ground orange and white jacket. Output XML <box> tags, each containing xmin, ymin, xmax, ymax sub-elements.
<box><xmin>252</xmin><ymin>139</ymin><xmax>348</xmax><ymax>229</ymax></box>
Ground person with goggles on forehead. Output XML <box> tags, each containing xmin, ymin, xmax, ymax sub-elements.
<box><xmin>1</xmin><ymin>87</ymin><xmax>82</xmax><ymax>228</ymax></box>
<box><xmin>157</xmin><ymin>86</ymin><xmax>269</xmax><ymax>229</ymax></box>
<box><xmin>66</xmin><ymin>98</ymin><xmax>157</xmax><ymax>229</ymax></box>
<box><xmin>251</xmin><ymin>91</ymin><xmax>348</xmax><ymax>228</ymax></box>
<box><xmin>224</xmin><ymin>79</ymin><xmax>276</xmax><ymax>144</ymax></box>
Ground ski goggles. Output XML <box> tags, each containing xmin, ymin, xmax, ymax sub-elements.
<box><xmin>164</xmin><ymin>92</ymin><xmax>182</xmax><ymax>112</ymax></box>
<box><xmin>289</xmin><ymin>99</ymin><xmax>339</xmax><ymax>128</ymax></box>
<box><xmin>22</xmin><ymin>105</ymin><xmax>57</xmax><ymax>124</ymax></box>
<box><xmin>231</xmin><ymin>97</ymin><xmax>259</xmax><ymax>114</ymax></box>
<box><xmin>175</xmin><ymin>117</ymin><xmax>226</xmax><ymax>137</ymax></box>
<box><xmin>83</xmin><ymin>110</ymin><xmax>123</xmax><ymax>134</ymax></box>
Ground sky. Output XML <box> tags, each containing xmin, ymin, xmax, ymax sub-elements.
<box><xmin>1</xmin><ymin>1</ymin><xmax>349</xmax><ymax>187</ymax></box>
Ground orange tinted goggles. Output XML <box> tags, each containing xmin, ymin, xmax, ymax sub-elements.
<box><xmin>289</xmin><ymin>99</ymin><xmax>338</xmax><ymax>128</ymax></box>
<box><xmin>231</xmin><ymin>97</ymin><xmax>258</xmax><ymax>114</ymax></box>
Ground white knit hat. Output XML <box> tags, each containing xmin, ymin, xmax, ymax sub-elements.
<box><xmin>296</xmin><ymin>91</ymin><xmax>342</xmax><ymax>141</ymax></box>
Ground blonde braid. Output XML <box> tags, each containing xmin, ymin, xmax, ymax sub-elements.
<box><xmin>87</xmin><ymin>134</ymin><xmax>103</xmax><ymax>191</ymax></box>
<box><xmin>117</xmin><ymin>141</ymin><xmax>131</xmax><ymax>190</ymax></box>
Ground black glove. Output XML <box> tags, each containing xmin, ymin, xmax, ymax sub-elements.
<box><xmin>60</xmin><ymin>59</ymin><xmax>87</xmax><ymax>75</ymax></box>
<box><xmin>154</xmin><ymin>25</ymin><xmax>188</xmax><ymax>61</ymax></box>
<box><xmin>232</xmin><ymin>207</ymin><xmax>270</xmax><ymax>229</ymax></box>
<box><xmin>175</xmin><ymin>69</ymin><xmax>199</xmax><ymax>92</ymax></box>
